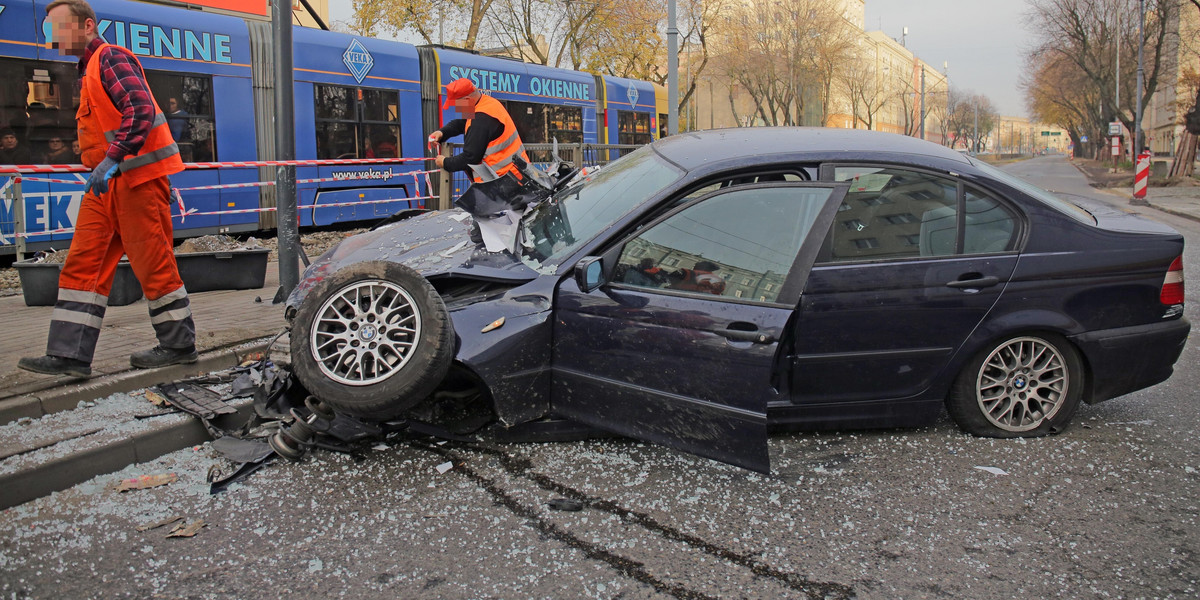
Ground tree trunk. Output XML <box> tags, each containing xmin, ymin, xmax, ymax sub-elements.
<box><xmin>1170</xmin><ymin>131</ymin><xmax>1197</xmax><ymax>178</ymax></box>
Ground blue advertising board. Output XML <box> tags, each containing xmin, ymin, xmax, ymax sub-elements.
<box><xmin>434</xmin><ymin>48</ymin><xmax>598</xmax><ymax>141</ymax></box>
<box><xmin>30</xmin><ymin>0</ymin><xmax>255</xmax><ymax>75</ymax></box>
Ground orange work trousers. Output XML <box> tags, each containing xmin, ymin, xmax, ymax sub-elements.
<box><xmin>48</xmin><ymin>175</ymin><xmax>194</xmax><ymax>362</ymax></box>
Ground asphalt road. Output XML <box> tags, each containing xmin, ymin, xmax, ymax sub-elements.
<box><xmin>1</xmin><ymin>155</ymin><xmax>1198</xmax><ymax>600</ymax></box>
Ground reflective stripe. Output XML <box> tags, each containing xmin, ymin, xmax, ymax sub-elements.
<box><xmin>484</xmin><ymin>131</ymin><xmax>520</xmax><ymax>157</ymax></box>
<box><xmin>119</xmin><ymin>142</ymin><xmax>180</xmax><ymax>172</ymax></box>
<box><xmin>105</xmin><ymin>113</ymin><xmax>167</xmax><ymax>143</ymax></box>
<box><xmin>491</xmin><ymin>153</ymin><xmax>516</xmax><ymax>170</ymax></box>
<box><xmin>149</xmin><ymin>285</ymin><xmax>189</xmax><ymax>309</ymax></box>
<box><xmin>150</xmin><ymin>307</ymin><xmax>192</xmax><ymax>325</ymax></box>
<box><xmin>51</xmin><ymin>307</ymin><xmax>104</xmax><ymax>329</ymax></box>
<box><xmin>58</xmin><ymin>288</ymin><xmax>109</xmax><ymax>307</ymax></box>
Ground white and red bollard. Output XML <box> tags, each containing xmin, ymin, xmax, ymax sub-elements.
<box><xmin>1133</xmin><ymin>151</ymin><xmax>1151</xmax><ymax>203</ymax></box>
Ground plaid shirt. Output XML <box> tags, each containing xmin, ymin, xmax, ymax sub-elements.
<box><xmin>79</xmin><ymin>37</ymin><xmax>154</xmax><ymax>161</ymax></box>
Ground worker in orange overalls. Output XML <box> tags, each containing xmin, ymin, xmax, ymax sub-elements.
<box><xmin>427</xmin><ymin>78</ymin><xmax>530</xmax><ymax>182</ymax></box>
<box><xmin>18</xmin><ymin>0</ymin><xmax>194</xmax><ymax>378</ymax></box>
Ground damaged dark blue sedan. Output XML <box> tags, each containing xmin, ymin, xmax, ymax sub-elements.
<box><xmin>283</xmin><ymin>128</ymin><xmax>1189</xmax><ymax>472</ymax></box>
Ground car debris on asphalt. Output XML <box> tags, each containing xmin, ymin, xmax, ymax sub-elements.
<box><xmin>112</xmin><ymin>473</ymin><xmax>177</xmax><ymax>492</ymax></box>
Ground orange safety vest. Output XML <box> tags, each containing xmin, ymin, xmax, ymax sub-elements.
<box><xmin>465</xmin><ymin>94</ymin><xmax>529</xmax><ymax>182</ymax></box>
<box><xmin>77</xmin><ymin>43</ymin><xmax>183</xmax><ymax>188</ymax></box>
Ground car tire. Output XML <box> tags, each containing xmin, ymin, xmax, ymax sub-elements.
<box><xmin>290</xmin><ymin>261</ymin><xmax>454</xmax><ymax>421</ymax></box>
<box><xmin>946</xmin><ymin>333</ymin><xmax>1083</xmax><ymax>438</ymax></box>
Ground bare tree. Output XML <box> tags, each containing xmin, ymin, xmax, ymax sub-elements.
<box><xmin>585</xmin><ymin>0</ymin><xmax>725</xmax><ymax>122</ymax></box>
<box><xmin>838</xmin><ymin>58</ymin><xmax>889</xmax><ymax>130</ymax></box>
<box><xmin>335</xmin><ymin>0</ymin><xmax>387</xmax><ymax>36</ymax></box>
<box><xmin>1024</xmin><ymin>48</ymin><xmax>1105</xmax><ymax>157</ymax></box>
<box><xmin>376</xmin><ymin>0</ymin><xmax>494</xmax><ymax>49</ymax></box>
<box><xmin>714</xmin><ymin>0</ymin><xmax>854</xmax><ymax>127</ymax></box>
<box><xmin>483</xmin><ymin>0</ymin><xmax>619</xmax><ymax>67</ymax></box>
<box><xmin>944</xmin><ymin>90</ymin><xmax>997</xmax><ymax>152</ymax></box>
<box><xmin>1024</xmin><ymin>0</ymin><xmax>1177</xmax><ymax>150</ymax></box>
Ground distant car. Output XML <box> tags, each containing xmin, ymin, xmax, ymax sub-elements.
<box><xmin>283</xmin><ymin>128</ymin><xmax>1189</xmax><ymax>472</ymax></box>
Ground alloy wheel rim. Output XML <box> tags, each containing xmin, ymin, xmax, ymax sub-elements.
<box><xmin>310</xmin><ymin>280</ymin><xmax>421</xmax><ymax>386</ymax></box>
<box><xmin>976</xmin><ymin>337</ymin><xmax>1068</xmax><ymax>432</ymax></box>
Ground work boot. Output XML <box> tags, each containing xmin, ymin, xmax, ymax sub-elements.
<box><xmin>130</xmin><ymin>345</ymin><xmax>198</xmax><ymax>369</ymax></box>
<box><xmin>17</xmin><ymin>355</ymin><xmax>92</xmax><ymax>378</ymax></box>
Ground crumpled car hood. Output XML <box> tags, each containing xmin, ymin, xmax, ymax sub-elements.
<box><xmin>285</xmin><ymin>209</ymin><xmax>539</xmax><ymax>310</ymax></box>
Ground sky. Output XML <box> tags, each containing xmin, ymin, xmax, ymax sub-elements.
<box><xmin>863</xmin><ymin>0</ymin><xmax>1035</xmax><ymax>117</ymax></box>
<box><xmin>326</xmin><ymin>0</ymin><xmax>1036</xmax><ymax>117</ymax></box>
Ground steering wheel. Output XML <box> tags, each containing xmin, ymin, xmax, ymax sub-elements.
<box><xmin>552</xmin><ymin>167</ymin><xmax>581</xmax><ymax>192</ymax></box>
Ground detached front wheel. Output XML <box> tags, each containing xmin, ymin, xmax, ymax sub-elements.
<box><xmin>290</xmin><ymin>261</ymin><xmax>454</xmax><ymax>421</ymax></box>
<box><xmin>947</xmin><ymin>334</ymin><xmax>1083</xmax><ymax>437</ymax></box>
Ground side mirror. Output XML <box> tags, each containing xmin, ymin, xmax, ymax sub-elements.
<box><xmin>575</xmin><ymin>256</ymin><xmax>605</xmax><ymax>293</ymax></box>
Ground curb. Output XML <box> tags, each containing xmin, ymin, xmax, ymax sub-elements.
<box><xmin>0</xmin><ymin>339</ymin><xmax>273</xmax><ymax>427</ymax></box>
<box><xmin>1144</xmin><ymin>202</ymin><xmax>1200</xmax><ymax>225</ymax></box>
<box><xmin>0</xmin><ymin>400</ymin><xmax>255</xmax><ymax>511</ymax></box>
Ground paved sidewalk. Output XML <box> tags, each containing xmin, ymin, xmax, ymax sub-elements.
<box><xmin>1139</xmin><ymin>184</ymin><xmax>1200</xmax><ymax>222</ymax></box>
<box><xmin>0</xmin><ymin>262</ymin><xmax>288</xmax><ymax>401</ymax></box>
<box><xmin>1068</xmin><ymin>159</ymin><xmax>1200</xmax><ymax>221</ymax></box>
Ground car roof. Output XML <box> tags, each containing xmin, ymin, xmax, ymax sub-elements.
<box><xmin>652</xmin><ymin>127</ymin><xmax>973</xmax><ymax>170</ymax></box>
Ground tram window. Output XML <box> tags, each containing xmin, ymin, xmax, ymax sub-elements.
<box><xmin>618</xmin><ymin>111</ymin><xmax>652</xmax><ymax>145</ymax></box>
<box><xmin>507</xmin><ymin>100</ymin><xmax>583</xmax><ymax>152</ymax></box>
<box><xmin>314</xmin><ymin>84</ymin><xmax>401</xmax><ymax>160</ymax></box>
<box><xmin>659</xmin><ymin>112</ymin><xmax>669</xmax><ymax>138</ymax></box>
<box><xmin>507</xmin><ymin>100</ymin><xmax>547</xmax><ymax>144</ymax></box>
<box><xmin>146</xmin><ymin>72</ymin><xmax>217</xmax><ymax>162</ymax></box>
<box><xmin>548</xmin><ymin>105</ymin><xmax>583</xmax><ymax>144</ymax></box>
<box><xmin>0</xmin><ymin>59</ymin><xmax>79</xmax><ymax>164</ymax></box>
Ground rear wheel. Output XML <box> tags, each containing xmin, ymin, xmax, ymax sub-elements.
<box><xmin>947</xmin><ymin>334</ymin><xmax>1083</xmax><ymax>437</ymax></box>
<box><xmin>290</xmin><ymin>261</ymin><xmax>454</xmax><ymax>421</ymax></box>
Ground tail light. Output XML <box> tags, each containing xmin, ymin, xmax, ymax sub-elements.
<box><xmin>1160</xmin><ymin>256</ymin><xmax>1185</xmax><ymax>305</ymax></box>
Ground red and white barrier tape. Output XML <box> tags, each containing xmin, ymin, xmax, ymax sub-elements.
<box><xmin>6</xmin><ymin>166</ymin><xmax>438</xmax><ymax>225</ymax></box>
<box><xmin>3</xmin><ymin>157</ymin><xmax>443</xmax><ymax>240</ymax></box>
<box><xmin>2</xmin><ymin>194</ymin><xmax>435</xmax><ymax>240</ymax></box>
<box><xmin>170</xmin><ymin>194</ymin><xmax>436</xmax><ymax>218</ymax></box>
<box><xmin>2</xmin><ymin>225</ymin><xmax>76</xmax><ymax>240</ymax></box>
<box><xmin>0</xmin><ymin>157</ymin><xmax>433</xmax><ymax>175</ymax></box>
<box><xmin>12</xmin><ymin>176</ymin><xmax>87</xmax><ymax>185</ymax></box>
<box><xmin>173</xmin><ymin>169</ymin><xmax>439</xmax><ymax>192</ymax></box>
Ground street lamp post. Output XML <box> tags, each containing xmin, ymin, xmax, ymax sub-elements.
<box><xmin>273</xmin><ymin>0</ymin><xmax>298</xmax><ymax>298</ymax></box>
<box><xmin>667</xmin><ymin>0</ymin><xmax>679</xmax><ymax>136</ymax></box>
<box><xmin>1135</xmin><ymin>0</ymin><xmax>1145</xmax><ymax>154</ymax></box>
<box><xmin>919</xmin><ymin>64</ymin><xmax>926</xmax><ymax>140</ymax></box>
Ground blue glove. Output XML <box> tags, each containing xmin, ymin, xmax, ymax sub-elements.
<box><xmin>86</xmin><ymin>156</ymin><xmax>119</xmax><ymax>195</ymax></box>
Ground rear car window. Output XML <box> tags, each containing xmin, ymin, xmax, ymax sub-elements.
<box><xmin>970</xmin><ymin>160</ymin><xmax>1095</xmax><ymax>225</ymax></box>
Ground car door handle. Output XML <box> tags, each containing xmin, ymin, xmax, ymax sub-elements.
<box><xmin>719</xmin><ymin>325</ymin><xmax>777</xmax><ymax>344</ymax></box>
<box><xmin>946</xmin><ymin>275</ymin><xmax>1000</xmax><ymax>289</ymax></box>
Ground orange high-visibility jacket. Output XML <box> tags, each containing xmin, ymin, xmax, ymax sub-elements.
<box><xmin>77</xmin><ymin>43</ymin><xmax>183</xmax><ymax>188</ymax></box>
<box><xmin>466</xmin><ymin>94</ymin><xmax>529</xmax><ymax>181</ymax></box>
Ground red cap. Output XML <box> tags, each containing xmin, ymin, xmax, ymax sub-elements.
<box><xmin>442</xmin><ymin>78</ymin><xmax>476</xmax><ymax>109</ymax></box>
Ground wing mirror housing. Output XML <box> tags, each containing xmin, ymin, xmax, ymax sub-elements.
<box><xmin>575</xmin><ymin>256</ymin><xmax>606</xmax><ymax>293</ymax></box>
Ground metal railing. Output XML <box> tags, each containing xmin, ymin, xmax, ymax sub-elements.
<box><xmin>436</xmin><ymin>142</ymin><xmax>642</xmax><ymax>209</ymax></box>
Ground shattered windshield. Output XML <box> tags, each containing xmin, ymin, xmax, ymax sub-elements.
<box><xmin>519</xmin><ymin>145</ymin><xmax>683</xmax><ymax>270</ymax></box>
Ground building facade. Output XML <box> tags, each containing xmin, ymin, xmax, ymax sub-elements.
<box><xmin>1143</xmin><ymin>3</ymin><xmax>1198</xmax><ymax>156</ymax></box>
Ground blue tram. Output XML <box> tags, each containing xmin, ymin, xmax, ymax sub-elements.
<box><xmin>0</xmin><ymin>0</ymin><xmax>661</xmax><ymax>254</ymax></box>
